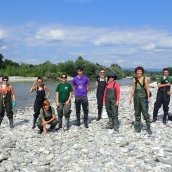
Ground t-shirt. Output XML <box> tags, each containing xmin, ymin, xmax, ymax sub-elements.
<box><xmin>72</xmin><ymin>75</ymin><xmax>89</xmax><ymax>97</ymax></box>
<box><xmin>56</xmin><ymin>82</ymin><xmax>73</xmax><ymax>103</ymax></box>
<box><xmin>157</xmin><ymin>76</ymin><xmax>172</xmax><ymax>84</ymax></box>
<box><xmin>40</xmin><ymin>106</ymin><xmax>55</xmax><ymax>121</ymax></box>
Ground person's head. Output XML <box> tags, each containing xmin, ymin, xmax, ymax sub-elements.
<box><xmin>2</xmin><ymin>76</ymin><xmax>9</xmax><ymax>84</ymax></box>
<box><xmin>107</xmin><ymin>72</ymin><xmax>117</xmax><ymax>82</ymax></box>
<box><xmin>61</xmin><ymin>74</ymin><xmax>67</xmax><ymax>82</ymax></box>
<box><xmin>77</xmin><ymin>66</ymin><xmax>84</xmax><ymax>76</ymax></box>
<box><xmin>135</xmin><ymin>66</ymin><xmax>145</xmax><ymax>77</ymax></box>
<box><xmin>43</xmin><ymin>99</ymin><xmax>50</xmax><ymax>111</ymax></box>
<box><xmin>163</xmin><ymin>68</ymin><xmax>170</xmax><ymax>77</ymax></box>
<box><xmin>99</xmin><ymin>69</ymin><xmax>105</xmax><ymax>78</ymax></box>
<box><xmin>37</xmin><ymin>77</ymin><xmax>43</xmax><ymax>85</ymax></box>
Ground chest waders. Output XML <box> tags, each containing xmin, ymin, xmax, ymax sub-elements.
<box><xmin>57</xmin><ymin>103</ymin><xmax>72</xmax><ymax>130</ymax></box>
<box><xmin>105</xmin><ymin>84</ymin><xmax>118</xmax><ymax>131</ymax></box>
<box><xmin>37</xmin><ymin>106</ymin><xmax>58</xmax><ymax>134</ymax></box>
<box><xmin>134</xmin><ymin>82</ymin><xmax>152</xmax><ymax>134</ymax></box>
<box><xmin>153</xmin><ymin>77</ymin><xmax>171</xmax><ymax>124</ymax></box>
<box><xmin>32</xmin><ymin>87</ymin><xmax>45</xmax><ymax>129</ymax></box>
<box><xmin>0</xmin><ymin>91</ymin><xmax>14</xmax><ymax>128</ymax></box>
<box><xmin>96</xmin><ymin>79</ymin><xmax>106</xmax><ymax>120</ymax></box>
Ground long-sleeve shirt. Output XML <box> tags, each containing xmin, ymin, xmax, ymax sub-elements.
<box><xmin>103</xmin><ymin>81</ymin><xmax>120</xmax><ymax>102</ymax></box>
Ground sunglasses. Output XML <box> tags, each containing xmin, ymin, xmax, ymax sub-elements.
<box><xmin>3</xmin><ymin>79</ymin><xmax>8</xmax><ymax>81</ymax></box>
<box><xmin>61</xmin><ymin>76</ymin><xmax>67</xmax><ymax>79</ymax></box>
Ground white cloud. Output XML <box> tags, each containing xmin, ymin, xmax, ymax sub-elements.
<box><xmin>35</xmin><ymin>29</ymin><xmax>65</xmax><ymax>41</ymax></box>
<box><xmin>1</xmin><ymin>24</ymin><xmax>172</xmax><ymax>68</ymax></box>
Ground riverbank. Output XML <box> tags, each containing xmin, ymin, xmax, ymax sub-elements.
<box><xmin>0</xmin><ymin>86</ymin><xmax>172</xmax><ymax>171</ymax></box>
<box><xmin>0</xmin><ymin>76</ymin><xmax>38</xmax><ymax>82</ymax></box>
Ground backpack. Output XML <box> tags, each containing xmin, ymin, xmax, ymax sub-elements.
<box><xmin>135</xmin><ymin>77</ymin><xmax>152</xmax><ymax>97</ymax></box>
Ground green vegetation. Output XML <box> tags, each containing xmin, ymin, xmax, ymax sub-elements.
<box><xmin>0</xmin><ymin>54</ymin><xmax>126</xmax><ymax>80</ymax></box>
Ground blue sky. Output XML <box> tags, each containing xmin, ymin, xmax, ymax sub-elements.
<box><xmin>0</xmin><ymin>0</ymin><xmax>172</xmax><ymax>69</ymax></box>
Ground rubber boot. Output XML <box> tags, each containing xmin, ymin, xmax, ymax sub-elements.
<box><xmin>134</xmin><ymin>122</ymin><xmax>141</xmax><ymax>133</ymax></box>
<box><xmin>9</xmin><ymin>117</ymin><xmax>14</xmax><ymax>129</ymax></box>
<box><xmin>38</xmin><ymin>128</ymin><xmax>43</xmax><ymax>134</ymax></box>
<box><xmin>146</xmin><ymin>123</ymin><xmax>152</xmax><ymax>135</ymax></box>
<box><xmin>57</xmin><ymin>116</ymin><xmax>62</xmax><ymax>129</ymax></box>
<box><xmin>113</xmin><ymin>118</ymin><xmax>119</xmax><ymax>132</ymax></box>
<box><xmin>32</xmin><ymin>117</ymin><xmax>37</xmax><ymax>129</ymax></box>
<box><xmin>96</xmin><ymin>109</ymin><xmax>102</xmax><ymax>121</ymax></box>
<box><xmin>84</xmin><ymin>117</ymin><xmax>88</xmax><ymax>128</ymax></box>
<box><xmin>65</xmin><ymin>117</ymin><xmax>70</xmax><ymax>130</ymax></box>
<box><xmin>0</xmin><ymin>118</ymin><xmax>3</xmax><ymax>126</ymax></box>
<box><xmin>106</xmin><ymin>117</ymin><xmax>113</xmax><ymax>129</ymax></box>
<box><xmin>163</xmin><ymin>113</ymin><xmax>168</xmax><ymax>125</ymax></box>
<box><xmin>76</xmin><ymin>115</ymin><xmax>80</xmax><ymax>126</ymax></box>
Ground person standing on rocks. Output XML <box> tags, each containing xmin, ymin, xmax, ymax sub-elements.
<box><xmin>37</xmin><ymin>99</ymin><xmax>58</xmax><ymax>134</ymax></box>
<box><xmin>72</xmin><ymin>66</ymin><xmax>90</xmax><ymax>128</ymax></box>
<box><xmin>56</xmin><ymin>74</ymin><xmax>73</xmax><ymax>130</ymax></box>
<box><xmin>129</xmin><ymin>66</ymin><xmax>152</xmax><ymax>134</ymax></box>
<box><xmin>152</xmin><ymin>68</ymin><xmax>172</xmax><ymax>124</ymax></box>
<box><xmin>30</xmin><ymin>77</ymin><xmax>51</xmax><ymax>129</ymax></box>
<box><xmin>103</xmin><ymin>72</ymin><xmax>120</xmax><ymax>132</ymax></box>
<box><xmin>0</xmin><ymin>76</ymin><xmax>16</xmax><ymax>128</ymax></box>
<box><xmin>96</xmin><ymin>69</ymin><xmax>107</xmax><ymax>121</ymax></box>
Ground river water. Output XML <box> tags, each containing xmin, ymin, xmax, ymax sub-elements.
<box><xmin>12</xmin><ymin>78</ymin><xmax>132</xmax><ymax>109</ymax></box>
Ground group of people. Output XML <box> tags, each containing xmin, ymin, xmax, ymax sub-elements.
<box><xmin>0</xmin><ymin>66</ymin><xmax>171</xmax><ymax>135</ymax></box>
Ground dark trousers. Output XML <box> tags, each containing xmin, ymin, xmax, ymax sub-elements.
<box><xmin>75</xmin><ymin>96</ymin><xmax>89</xmax><ymax>122</ymax></box>
<box><xmin>96</xmin><ymin>90</ymin><xmax>104</xmax><ymax>115</ymax></box>
<box><xmin>0</xmin><ymin>99</ymin><xmax>13</xmax><ymax>123</ymax></box>
<box><xmin>153</xmin><ymin>90</ymin><xmax>170</xmax><ymax>120</ymax></box>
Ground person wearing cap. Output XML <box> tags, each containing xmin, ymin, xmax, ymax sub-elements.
<box><xmin>103</xmin><ymin>72</ymin><xmax>120</xmax><ymax>131</ymax></box>
<box><xmin>56</xmin><ymin>74</ymin><xmax>73</xmax><ymax>130</ymax></box>
<box><xmin>72</xmin><ymin>67</ymin><xmax>90</xmax><ymax>128</ymax></box>
<box><xmin>0</xmin><ymin>76</ymin><xmax>16</xmax><ymax>128</ymax></box>
<box><xmin>152</xmin><ymin>68</ymin><xmax>172</xmax><ymax>124</ymax></box>
<box><xmin>96</xmin><ymin>69</ymin><xmax>107</xmax><ymax>121</ymax></box>
<box><xmin>129</xmin><ymin>66</ymin><xmax>152</xmax><ymax>134</ymax></box>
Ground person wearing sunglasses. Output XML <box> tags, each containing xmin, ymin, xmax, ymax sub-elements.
<box><xmin>103</xmin><ymin>72</ymin><xmax>120</xmax><ymax>132</ymax></box>
<box><xmin>56</xmin><ymin>74</ymin><xmax>73</xmax><ymax>130</ymax></box>
<box><xmin>0</xmin><ymin>76</ymin><xmax>16</xmax><ymax>128</ymax></box>
<box><xmin>72</xmin><ymin>67</ymin><xmax>90</xmax><ymax>128</ymax></box>
<box><xmin>30</xmin><ymin>77</ymin><xmax>51</xmax><ymax>129</ymax></box>
<box><xmin>96</xmin><ymin>69</ymin><xmax>107</xmax><ymax>121</ymax></box>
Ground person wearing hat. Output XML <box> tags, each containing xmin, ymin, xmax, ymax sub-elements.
<box><xmin>129</xmin><ymin>66</ymin><xmax>152</xmax><ymax>134</ymax></box>
<box><xmin>103</xmin><ymin>72</ymin><xmax>120</xmax><ymax>131</ymax></box>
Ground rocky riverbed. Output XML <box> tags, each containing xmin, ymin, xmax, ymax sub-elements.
<box><xmin>0</xmin><ymin>85</ymin><xmax>172</xmax><ymax>172</ymax></box>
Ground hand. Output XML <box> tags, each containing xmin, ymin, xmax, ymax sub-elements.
<box><xmin>116</xmin><ymin>101</ymin><xmax>119</xmax><ymax>106</ymax></box>
<box><xmin>56</xmin><ymin>101</ymin><xmax>60</xmax><ymax>107</ymax></box>
<box><xmin>167</xmin><ymin>91</ymin><xmax>171</xmax><ymax>95</ymax></box>
<box><xmin>65</xmin><ymin>100</ymin><xmax>70</xmax><ymax>105</ymax></box>
<box><xmin>12</xmin><ymin>101</ymin><xmax>16</xmax><ymax>108</ymax></box>
<box><xmin>42</xmin><ymin>121</ymin><xmax>47</xmax><ymax>126</ymax></box>
<box><xmin>129</xmin><ymin>97</ymin><xmax>132</xmax><ymax>105</ymax></box>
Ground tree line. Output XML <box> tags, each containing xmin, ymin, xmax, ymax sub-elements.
<box><xmin>0</xmin><ymin>54</ymin><xmax>126</xmax><ymax>80</ymax></box>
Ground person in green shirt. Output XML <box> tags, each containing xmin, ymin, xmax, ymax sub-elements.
<box><xmin>37</xmin><ymin>99</ymin><xmax>58</xmax><ymax>134</ymax></box>
<box><xmin>56</xmin><ymin>74</ymin><xmax>73</xmax><ymax>130</ymax></box>
<box><xmin>152</xmin><ymin>68</ymin><xmax>172</xmax><ymax>124</ymax></box>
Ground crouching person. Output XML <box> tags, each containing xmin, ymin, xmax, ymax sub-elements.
<box><xmin>37</xmin><ymin>99</ymin><xmax>58</xmax><ymax>134</ymax></box>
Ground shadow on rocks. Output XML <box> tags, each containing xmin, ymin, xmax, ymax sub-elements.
<box><xmin>14</xmin><ymin>119</ymin><xmax>30</xmax><ymax>127</ymax></box>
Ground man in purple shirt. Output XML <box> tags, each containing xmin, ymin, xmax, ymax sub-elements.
<box><xmin>72</xmin><ymin>67</ymin><xmax>90</xmax><ymax>128</ymax></box>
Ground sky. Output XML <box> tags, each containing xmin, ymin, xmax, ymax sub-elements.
<box><xmin>0</xmin><ymin>0</ymin><xmax>172</xmax><ymax>69</ymax></box>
